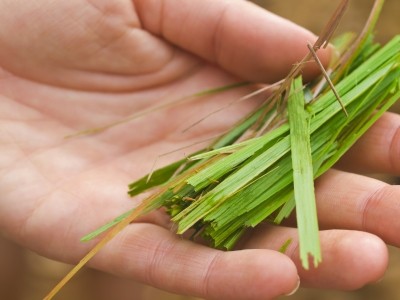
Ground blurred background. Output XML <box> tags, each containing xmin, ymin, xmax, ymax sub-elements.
<box><xmin>1</xmin><ymin>0</ymin><xmax>399</xmax><ymax>299</ymax></box>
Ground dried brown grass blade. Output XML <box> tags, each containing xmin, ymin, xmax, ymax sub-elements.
<box><xmin>307</xmin><ymin>42</ymin><xmax>348</xmax><ymax>116</ymax></box>
<box><xmin>65</xmin><ymin>83</ymin><xmax>248</xmax><ymax>139</ymax></box>
<box><xmin>333</xmin><ymin>0</ymin><xmax>385</xmax><ymax>79</ymax></box>
<box><xmin>64</xmin><ymin>95</ymin><xmax>200</xmax><ymax>138</ymax></box>
<box><xmin>182</xmin><ymin>80</ymin><xmax>283</xmax><ymax>134</ymax></box>
<box><xmin>314</xmin><ymin>0</ymin><xmax>350</xmax><ymax>49</ymax></box>
<box><xmin>259</xmin><ymin>0</ymin><xmax>349</xmax><ymax>134</ymax></box>
<box><xmin>274</xmin><ymin>0</ymin><xmax>350</xmax><ymax>103</ymax></box>
<box><xmin>43</xmin><ymin>196</ymin><xmax>155</xmax><ymax>300</ymax></box>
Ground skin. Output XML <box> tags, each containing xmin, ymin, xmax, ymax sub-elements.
<box><xmin>0</xmin><ymin>0</ymin><xmax>399</xmax><ymax>299</ymax></box>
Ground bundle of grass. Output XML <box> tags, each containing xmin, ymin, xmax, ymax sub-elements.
<box><xmin>45</xmin><ymin>0</ymin><xmax>400</xmax><ymax>298</ymax></box>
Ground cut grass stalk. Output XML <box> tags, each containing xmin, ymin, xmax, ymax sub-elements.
<box><xmin>288</xmin><ymin>77</ymin><xmax>321</xmax><ymax>269</ymax></box>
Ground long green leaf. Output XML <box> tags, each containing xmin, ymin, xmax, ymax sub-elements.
<box><xmin>288</xmin><ymin>77</ymin><xmax>321</xmax><ymax>269</ymax></box>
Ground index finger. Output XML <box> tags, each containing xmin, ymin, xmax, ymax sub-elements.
<box><xmin>135</xmin><ymin>0</ymin><xmax>332</xmax><ymax>83</ymax></box>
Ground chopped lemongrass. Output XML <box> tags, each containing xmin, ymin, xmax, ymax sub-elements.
<box><xmin>82</xmin><ymin>35</ymin><xmax>399</xmax><ymax>255</ymax></box>
<box><xmin>288</xmin><ymin>77</ymin><xmax>321</xmax><ymax>269</ymax></box>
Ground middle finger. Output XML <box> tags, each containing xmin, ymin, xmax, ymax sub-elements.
<box><xmin>315</xmin><ymin>169</ymin><xmax>400</xmax><ymax>247</ymax></box>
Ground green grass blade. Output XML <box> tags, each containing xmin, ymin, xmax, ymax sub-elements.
<box><xmin>288</xmin><ymin>77</ymin><xmax>321</xmax><ymax>269</ymax></box>
<box><xmin>80</xmin><ymin>210</ymin><xmax>134</xmax><ymax>242</ymax></box>
<box><xmin>128</xmin><ymin>158</ymin><xmax>191</xmax><ymax>196</ymax></box>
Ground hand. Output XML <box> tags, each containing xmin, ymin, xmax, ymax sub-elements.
<box><xmin>0</xmin><ymin>1</ymin><xmax>398</xmax><ymax>299</ymax></box>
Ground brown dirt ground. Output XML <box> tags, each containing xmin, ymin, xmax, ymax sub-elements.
<box><xmin>1</xmin><ymin>1</ymin><xmax>399</xmax><ymax>299</ymax></box>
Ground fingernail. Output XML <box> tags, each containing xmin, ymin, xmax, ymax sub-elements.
<box><xmin>284</xmin><ymin>276</ymin><xmax>300</xmax><ymax>296</ymax></box>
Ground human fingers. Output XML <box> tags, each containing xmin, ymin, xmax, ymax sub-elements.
<box><xmin>243</xmin><ymin>225</ymin><xmax>387</xmax><ymax>289</ymax></box>
<box><xmin>314</xmin><ymin>169</ymin><xmax>400</xmax><ymax>247</ymax></box>
<box><xmin>0</xmin><ymin>0</ymin><xmax>199</xmax><ymax>91</ymax></box>
<box><xmin>89</xmin><ymin>223</ymin><xmax>299</xmax><ymax>300</ymax></box>
<box><xmin>336</xmin><ymin>112</ymin><xmax>400</xmax><ymax>174</ymax></box>
<box><xmin>135</xmin><ymin>0</ymin><xmax>332</xmax><ymax>83</ymax></box>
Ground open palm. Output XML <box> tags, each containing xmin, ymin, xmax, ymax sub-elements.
<box><xmin>1</xmin><ymin>1</ymin><xmax>399</xmax><ymax>299</ymax></box>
